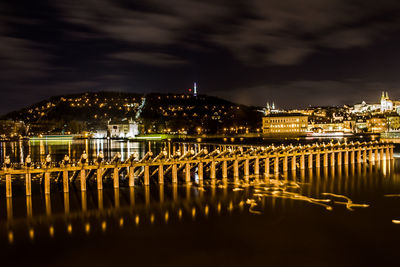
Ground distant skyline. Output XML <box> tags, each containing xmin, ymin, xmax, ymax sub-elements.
<box><xmin>2</xmin><ymin>0</ymin><xmax>400</xmax><ymax>115</ymax></box>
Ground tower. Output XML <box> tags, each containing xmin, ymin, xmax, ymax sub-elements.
<box><xmin>381</xmin><ymin>91</ymin><xmax>393</xmax><ymax>112</ymax></box>
<box><xmin>193</xmin><ymin>82</ymin><xmax>197</xmax><ymax>97</ymax></box>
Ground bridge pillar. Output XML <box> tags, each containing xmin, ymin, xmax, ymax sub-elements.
<box><xmin>128</xmin><ymin>167</ymin><xmax>134</xmax><ymax>187</ymax></box>
<box><xmin>45</xmin><ymin>172</ymin><xmax>51</xmax><ymax>194</ymax></box>
<box><xmin>158</xmin><ymin>165</ymin><xmax>164</xmax><ymax>184</ymax></box>
<box><xmin>386</xmin><ymin>146</ymin><xmax>390</xmax><ymax>161</ymax></box>
<box><xmin>234</xmin><ymin>159</ymin><xmax>239</xmax><ymax>180</ymax></box>
<box><xmin>380</xmin><ymin>147</ymin><xmax>384</xmax><ymax>161</ymax></box>
<box><xmin>323</xmin><ymin>152</ymin><xmax>328</xmax><ymax>167</ymax></box>
<box><xmin>113</xmin><ymin>168</ymin><xmax>119</xmax><ymax>188</ymax></box>
<box><xmin>222</xmin><ymin>160</ymin><xmax>228</xmax><ymax>179</ymax></box>
<box><xmin>291</xmin><ymin>168</ymin><xmax>296</xmax><ymax>180</ymax></box>
<box><xmin>350</xmin><ymin>150</ymin><xmax>355</xmax><ymax>164</ymax></box>
<box><xmin>185</xmin><ymin>163</ymin><xmax>191</xmax><ymax>183</ymax></box>
<box><xmin>283</xmin><ymin>156</ymin><xmax>288</xmax><ymax>172</ymax></box>
<box><xmin>198</xmin><ymin>162</ymin><xmax>203</xmax><ymax>183</ymax></box>
<box><xmin>368</xmin><ymin>149</ymin><xmax>373</xmax><ymax>162</ymax></box>
<box><xmin>356</xmin><ymin>148</ymin><xmax>361</xmax><ymax>163</ymax></box>
<box><xmin>210</xmin><ymin>161</ymin><xmax>216</xmax><ymax>180</ymax></box>
<box><xmin>144</xmin><ymin>166</ymin><xmax>150</xmax><ymax>186</ymax></box>
<box><xmin>264</xmin><ymin>157</ymin><xmax>270</xmax><ymax>179</ymax></box>
<box><xmin>362</xmin><ymin>149</ymin><xmax>366</xmax><ymax>163</ymax></box>
<box><xmin>78</xmin><ymin>169</ymin><xmax>85</xmax><ymax>192</ymax></box>
<box><xmin>300</xmin><ymin>154</ymin><xmax>305</xmax><ymax>169</ymax></box>
<box><xmin>244</xmin><ymin>159</ymin><xmax>250</xmax><ymax>181</ymax></box>
<box><xmin>330</xmin><ymin>152</ymin><xmax>335</xmax><ymax>167</ymax></box>
<box><xmin>337</xmin><ymin>151</ymin><xmax>342</xmax><ymax>165</ymax></box>
<box><xmin>274</xmin><ymin>156</ymin><xmax>279</xmax><ymax>174</ymax></box>
<box><xmin>316</xmin><ymin>152</ymin><xmax>321</xmax><ymax>168</ymax></box>
<box><xmin>254</xmin><ymin>157</ymin><xmax>260</xmax><ymax>177</ymax></box>
<box><xmin>308</xmin><ymin>153</ymin><xmax>313</xmax><ymax>169</ymax></box>
<box><xmin>63</xmin><ymin>170</ymin><xmax>70</xmax><ymax>192</ymax></box>
<box><xmin>375</xmin><ymin>148</ymin><xmax>379</xmax><ymax>161</ymax></box>
<box><xmin>172</xmin><ymin>164</ymin><xmax>178</xmax><ymax>183</ymax></box>
<box><xmin>6</xmin><ymin>174</ymin><xmax>12</xmax><ymax>198</ymax></box>
<box><xmin>291</xmin><ymin>155</ymin><xmax>296</xmax><ymax>171</ymax></box>
<box><xmin>25</xmin><ymin>173</ymin><xmax>32</xmax><ymax>196</ymax></box>
<box><xmin>344</xmin><ymin>150</ymin><xmax>349</xmax><ymax>165</ymax></box>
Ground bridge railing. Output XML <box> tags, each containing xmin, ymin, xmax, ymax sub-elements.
<box><xmin>0</xmin><ymin>140</ymin><xmax>395</xmax><ymax>197</ymax></box>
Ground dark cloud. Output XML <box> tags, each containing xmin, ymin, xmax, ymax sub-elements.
<box><xmin>0</xmin><ymin>36</ymin><xmax>50</xmax><ymax>80</ymax></box>
<box><xmin>216</xmin><ymin>80</ymin><xmax>400</xmax><ymax>108</ymax></box>
<box><xmin>52</xmin><ymin>0</ymin><xmax>400</xmax><ymax>66</ymax></box>
<box><xmin>0</xmin><ymin>10</ymin><xmax>50</xmax><ymax>82</ymax></box>
<box><xmin>1</xmin><ymin>0</ymin><xmax>400</xmax><ymax>114</ymax></box>
<box><xmin>211</xmin><ymin>0</ymin><xmax>400</xmax><ymax>65</ymax></box>
<box><xmin>109</xmin><ymin>52</ymin><xmax>186</xmax><ymax>66</ymax></box>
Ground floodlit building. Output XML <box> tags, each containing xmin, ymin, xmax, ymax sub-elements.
<box><xmin>264</xmin><ymin>102</ymin><xmax>280</xmax><ymax>115</ymax></box>
<box><xmin>367</xmin><ymin>116</ymin><xmax>387</xmax><ymax>133</ymax></box>
<box><xmin>386</xmin><ymin>114</ymin><xmax>400</xmax><ymax>132</ymax></box>
<box><xmin>108</xmin><ymin>118</ymin><xmax>139</xmax><ymax>138</ymax></box>
<box><xmin>353</xmin><ymin>101</ymin><xmax>381</xmax><ymax>113</ymax></box>
<box><xmin>308</xmin><ymin>120</ymin><xmax>355</xmax><ymax>133</ymax></box>
<box><xmin>0</xmin><ymin>120</ymin><xmax>26</xmax><ymax>137</ymax></box>
<box><xmin>262</xmin><ymin>113</ymin><xmax>308</xmax><ymax>135</ymax></box>
<box><xmin>353</xmin><ymin>91</ymin><xmax>400</xmax><ymax>114</ymax></box>
<box><xmin>380</xmin><ymin>92</ymin><xmax>393</xmax><ymax>112</ymax></box>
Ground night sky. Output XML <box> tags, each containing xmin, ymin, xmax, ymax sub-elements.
<box><xmin>2</xmin><ymin>0</ymin><xmax>400</xmax><ymax>115</ymax></box>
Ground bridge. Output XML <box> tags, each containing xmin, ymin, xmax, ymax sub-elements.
<box><xmin>0</xmin><ymin>141</ymin><xmax>394</xmax><ymax>197</ymax></box>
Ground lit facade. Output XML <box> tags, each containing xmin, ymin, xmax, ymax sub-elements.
<box><xmin>386</xmin><ymin>115</ymin><xmax>400</xmax><ymax>132</ymax></box>
<box><xmin>0</xmin><ymin>120</ymin><xmax>26</xmax><ymax>137</ymax></box>
<box><xmin>108</xmin><ymin>119</ymin><xmax>139</xmax><ymax>138</ymax></box>
<box><xmin>353</xmin><ymin>91</ymin><xmax>400</xmax><ymax>114</ymax></box>
<box><xmin>262</xmin><ymin>114</ymin><xmax>308</xmax><ymax>134</ymax></box>
<box><xmin>308</xmin><ymin>120</ymin><xmax>354</xmax><ymax>133</ymax></box>
<box><xmin>380</xmin><ymin>92</ymin><xmax>393</xmax><ymax>112</ymax></box>
<box><xmin>367</xmin><ymin>117</ymin><xmax>387</xmax><ymax>133</ymax></box>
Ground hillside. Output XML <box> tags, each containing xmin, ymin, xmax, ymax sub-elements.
<box><xmin>2</xmin><ymin>92</ymin><xmax>262</xmax><ymax>135</ymax></box>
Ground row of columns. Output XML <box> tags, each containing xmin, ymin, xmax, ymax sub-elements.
<box><xmin>269</xmin><ymin>146</ymin><xmax>393</xmax><ymax>175</ymax></box>
<box><xmin>2</xmin><ymin>145</ymin><xmax>395</xmax><ymax>197</ymax></box>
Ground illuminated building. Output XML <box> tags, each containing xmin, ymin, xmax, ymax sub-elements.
<box><xmin>386</xmin><ymin>114</ymin><xmax>400</xmax><ymax>132</ymax></box>
<box><xmin>353</xmin><ymin>101</ymin><xmax>380</xmax><ymax>113</ymax></box>
<box><xmin>0</xmin><ymin>120</ymin><xmax>26</xmax><ymax>137</ymax></box>
<box><xmin>262</xmin><ymin>113</ymin><xmax>308</xmax><ymax>135</ymax></box>
<box><xmin>264</xmin><ymin>102</ymin><xmax>280</xmax><ymax>115</ymax></box>
<box><xmin>308</xmin><ymin>120</ymin><xmax>355</xmax><ymax>133</ymax></box>
<box><xmin>354</xmin><ymin>117</ymin><xmax>368</xmax><ymax>133</ymax></box>
<box><xmin>367</xmin><ymin>116</ymin><xmax>387</xmax><ymax>133</ymax></box>
<box><xmin>380</xmin><ymin>91</ymin><xmax>393</xmax><ymax>112</ymax></box>
<box><xmin>108</xmin><ymin>118</ymin><xmax>139</xmax><ymax>138</ymax></box>
<box><xmin>353</xmin><ymin>91</ymin><xmax>400</xmax><ymax>114</ymax></box>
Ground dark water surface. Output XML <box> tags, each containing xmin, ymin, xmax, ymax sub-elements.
<box><xmin>0</xmin><ymin>140</ymin><xmax>400</xmax><ymax>266</ymax></box>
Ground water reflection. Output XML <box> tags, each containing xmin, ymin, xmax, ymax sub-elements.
<box><xmin>1</xmin><ymin>159</ymin><xmax>400</xmax><ymax>245</ymax></box>
<box><xmin>0</xmin><ymin>139</ymin><xmax>164</xmax><ymax>164</ymax></box>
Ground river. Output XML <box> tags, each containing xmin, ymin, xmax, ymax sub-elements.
<box><xmin>0</xmin><ymin>139</ymin><xmax>399</xmax><ymax>266</ymax></box>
